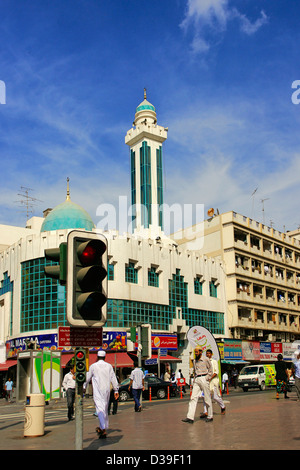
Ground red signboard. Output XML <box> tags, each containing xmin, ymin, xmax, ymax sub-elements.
<box><xmin>177</xmin><ymin>378</ymin><xmax>186</xmax><ymax>386</ymax></box>
<box><xmin>58</xmin><ymin>326</ymin><xmax>102</xmax><ymax>348</ymax></box>
<box><xmin>152</xmin><ymin>334</ymin><xmax>177</xmax><ymax>350</ymax></box>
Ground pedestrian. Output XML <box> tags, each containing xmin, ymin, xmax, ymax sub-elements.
<box><xmin>62</xmin><ymin>366</ymin><xmax>76</xmax><ymax>421</ymax></box>
<box><xmin>108</xmin><ymin>382</ymin><xmax>119</xmax><ymax>415</ymax></box>
<box><xmin>292</xmin><ymin>351</ymin><xmax>300</xmax><ymax>401</ymax></box>
<box><xmin>231</xmin><ymin>367</ymin><xmax>238</xmax><ymax>389</ymax></box>
<box><xmin>222</xmin><ymin>370</ymin><xmax>229</xmax><ymax>393</ymax></box>
<box><xmin>83</xmin><ymin>350</ymin><xmax>119</xmax><ymax>439</ymax></box>
<box><xmin>5</xmin><ymin>378</ymin><xmax>13</xmax><ymax>403</ymax></box>
<box><xmin>164</xmin><ymin>368</ymin><xmax>171</xmax><ymax>382</ymax></box>
<box><xmin>200</xmin><ymin>349</ymin><xmax>226</xmax><ymax>419</ymax></box>
<box><xmin>182</xmin><ymin>346</ymin><xmax>213</xmax><ymax>424</ymax></box>
<box><xmin>275</xmin><ymin>353</ymin><xmax>289</xmax><ymax>399</ymax></box>
<box><xmin>176</xmin><ymin>369</ymin><xmax>186</xmax><ymax>394</ymax></box>
<box><xmin>128</xmin><ymin>360</ymin><xmax>144</xmax><ymax>412</ymax></box>
<box><xmin>171</xmin><ymin>371</ymin><xmax>178</xmax><ymax>396</ymax></box>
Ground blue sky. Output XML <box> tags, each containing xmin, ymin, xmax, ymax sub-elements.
<box><xmin>1</xmin><ymin>0</ymin><xmax>300</xmax><ymax>234</ymax></box>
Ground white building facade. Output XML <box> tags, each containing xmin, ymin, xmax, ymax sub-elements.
<box><xmin>0</xmin><ymin>93</ymin><xmax>228</xmax><ymax>379</ymax></box>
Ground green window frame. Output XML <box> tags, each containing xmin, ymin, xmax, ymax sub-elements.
<box><xmin>21</xmin><ymin>257</ymin><xmax>67</xmax><ymax>332</ymax></box>
<box><xmin>108</xmin><ymin>263</ymin><xmax>114</xmax><ymax>281</ymax></box>
<box><xmin>209</xmin><ymin>281</ymin><xmax>218</xmax><ymax>298</ymax></box>
<box><xmin>148</xmin><ymin>267</ymin><xmax>159</xmax><ymax>287</ymax></box>
<box><xmin>156</xmin><ymin>146</ymin><xmax>163</xmax><ymax>230</ymax></box>
<box><xmin>194</xmin><ymin>277</ymin><xmax>203</xmax><ymax>295</ymax></box>
<box><xmin>140</xmin><ymin>141</ymin><xmax>152</xmax><ymax>228</ymax></box>
<box><xmin>125</xmin><ymin>262</ymin><xmax>138</xmax><ymax>284</ymax></box>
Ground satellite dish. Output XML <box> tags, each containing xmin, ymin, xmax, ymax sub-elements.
<box><xmin>207</xmin><ymin>208</ymin><xmax>214</xmax><ymax>217</ymax></box>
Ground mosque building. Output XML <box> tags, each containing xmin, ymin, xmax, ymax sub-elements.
<box><xmin>0</xmin><ymin>92</ymin><xmax>227</xmax><ymax>385</ymax></box>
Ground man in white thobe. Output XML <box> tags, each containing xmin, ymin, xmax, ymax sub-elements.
<box><xmin>84</xmin><ymin>350</ymin><xmax>119</xmax><ymax>438</ymax></box>
<box><xmin>201</xmin><ymin>349</ymin><xmax>226</xmax><ymax>418</ymax></box>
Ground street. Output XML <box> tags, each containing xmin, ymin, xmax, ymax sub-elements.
<box><xmin>0</xmin><ymin>387</ymin><xmax>299</xmax><ymax>454</ymax></box>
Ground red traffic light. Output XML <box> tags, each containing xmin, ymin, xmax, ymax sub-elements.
<box><xmin>76</xmin><ymin>351</ymin><xmax>85</xmax><ymax>360</ymax></box>
<box><xmin>77</xmin><ymin>240</ymin><xmax>106</xmax><ymax>266</ymax></box>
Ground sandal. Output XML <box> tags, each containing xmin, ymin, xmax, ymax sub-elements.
<box><xmin>96</xmin><ymin>427</ymin><xmax>107</xmax><ymax>439</ymax></box>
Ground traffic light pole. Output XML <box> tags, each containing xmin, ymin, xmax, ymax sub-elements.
<box><xmin>137</xmin><ymin>325</ymin><xmax>142</xmax><ymax>368</ymax></box>
<box><xmin>75</xmin><ymin>382</ymin><xmax>83</xmax><ymax>450</ymax></box>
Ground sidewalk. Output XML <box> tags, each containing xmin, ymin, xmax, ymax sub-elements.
<box><xmin>0</xmin><ymin>390</ymin><xmax>299</xmax><ymax>451</ymax></box>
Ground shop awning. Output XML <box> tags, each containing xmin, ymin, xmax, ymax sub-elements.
<box><xmin>151</xmin><ymin>354</ymin><xmax>181</xmax><ymax>363</ymax></box>
<box><xmin>96</xmin><ymin>353</ymin><xmax>134</xmax><ymax>368</ymax></box>
<box><xmin>0</xmin><ymin>360</ymin><xmax>18</xmax><ymax>371</ymax></box>
<box><xmin>222</xmin><ymin>360</ymin><xmax>250</xmax><ymax>364</ymax></box>
<box><xmin>61</xmin><ymin>352</ymin><xmax>134</xmax><ymax>368</ymax></box>
<box><xmin>61</xmin><ymin>351</ymin><xmax>180</xmax><ymax>368</ymax></box>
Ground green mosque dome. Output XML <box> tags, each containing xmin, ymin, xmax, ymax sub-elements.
<box><xmin>41</xmin><ymin>180</ymin><xmax>95</xmax><ymax>232</ymax></box>
<box><xmin>134</xmin><ymin>88</ymin><xmax>157</xmax><ymax>126</ymax></box>
<box><xmin>136</xmin><ymin>100</ymin><xmax>156</xmax><ymax>112</ymax></box>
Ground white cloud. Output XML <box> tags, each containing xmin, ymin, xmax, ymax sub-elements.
<box><xmin>181</xmin><ymin>0</ymin><xmax>268</xmax><ymax>53</ymax></box>
<box><xmin>233</xmin><ymin>9</ymin><xmax>268</xmax><ymax>35</ymax></box>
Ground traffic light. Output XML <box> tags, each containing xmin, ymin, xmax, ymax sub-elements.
<box><xmin>75</xmin><ymin>348</ymin><xmax>87</xmax><ymax>384</ymax></box>
<box><xmin>44</xmin><ymin>243</ymin><xmax>67</xmax><ymax>284</ymax></box>
<box><xmin>140</xmin><ymin>323</ymin><xmax>152</xmax><ymax>359</ymax></box>
<box><xmin>67</xmin><ymin>230</ymin><xmax>108</xmax><ymax>327</ymax></box>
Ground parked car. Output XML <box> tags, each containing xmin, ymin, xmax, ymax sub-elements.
<box><xmin>118</xmin><ymin>376</ymin><xmax>173</xmax><ymax>402</ymax></box>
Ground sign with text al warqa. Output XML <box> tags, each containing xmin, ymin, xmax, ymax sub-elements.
<box><xmin>58</xmin><ymin>326</ymin><xmax>103</xmax><ymax>348</ymax></box>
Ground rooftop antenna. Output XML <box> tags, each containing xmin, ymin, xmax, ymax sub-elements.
<box><xmin>14</xmin><ymin>186</ymin><xmax>43</xmax><ymax>224</ymax></box>
<box><xmin>250</xmin><ymin>187</ymin><xmax>258</xmax><ymax>219</ymax></box>
<box><xmin>260</xmin><ymin>198</ymin><xmax>269</xmax><ymax>225</ymax></box>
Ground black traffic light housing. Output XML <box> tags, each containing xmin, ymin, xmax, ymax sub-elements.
<box><xmin>75</xmin><ymin>348</ymin><xmax>87</xmax><ymax>383</ymax></box>
<box><xmin>67</xmin><ymin>230</ymin><xmax>108</xmax><ymax>327</ymax></box>
<box><xmin>44</xmin><ymin>243</ymin><xmax>67</xmax><ymax>284</ymax></box>
<box><xmin>140</xmin><ymin>323</ymin><xmax>152</xmax><ymax>359</ymax></box>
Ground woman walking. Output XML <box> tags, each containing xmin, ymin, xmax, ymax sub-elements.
<box><xmin>275</xmin><ymin>354</ymin><xmax>289</xmax><ymax>400</ymax></box>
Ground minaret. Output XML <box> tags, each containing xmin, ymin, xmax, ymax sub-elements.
<box><xmin>125</xmin><ymin>89</ymin><xmax>168</xmax><ymax>237</ymax></box>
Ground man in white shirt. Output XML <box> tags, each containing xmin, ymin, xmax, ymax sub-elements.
<box><xmin>200</xmin><ymin>349</ymin><xmax>226</xmax><ymax>418</ymax></box>
<box><xmin>62</xmin><ymin>366</ymin><xmax>76</xmax><ymax>421</ymax></box>
<box><xmin>84</xmin><ymin>350</ymin><xmax>119</xmax><ymax>439</ymax></box>
<box><xmin>128</xmin><ymin>363</ymin><xmax>144</xmax><ymax>412</ymax></box>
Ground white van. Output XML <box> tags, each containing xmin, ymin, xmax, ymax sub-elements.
<box><xmin>237</xmin><ymin>364</ymin><xmax>276</xmax><ymax>392</ymax></box>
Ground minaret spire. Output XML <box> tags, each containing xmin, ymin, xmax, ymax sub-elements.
<box><xmin>125</xmin><ymin>93</ymin><xmax>168</xmax><ymax>237</ymax></box>
<box><xmin>66</xmin><ymin>177</ymin><xmax>70</xmax><ymax>201</ymax></box>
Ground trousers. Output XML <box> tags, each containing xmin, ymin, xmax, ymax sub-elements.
<box><xmin>295</xmin><ymin>377</ymin><xmax>300</xmax><ymax>400</ymax></box>
<box><xmin>132</xmin><ymin>388</ymin><xmax>142</xmax><ymax>411</ymax></box>
<box><xmin>66</xmin><ymin>388</ymin><xmax>75</xmax><ymax>420</ymax></box>
<box><xmin>203</xmin><ymin>386</ymin><xmax>225</xmax><ymax>413</ymax></box>
<box><xmin>187</xmin><ymin>376</ymin><xmax>213</xmax><ymax>420</ymax></box>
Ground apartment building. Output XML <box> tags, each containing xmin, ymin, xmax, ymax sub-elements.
<box><xmin>173</xmin><ymin>211</ymin><xmax>300</xmax><ymax>343</ymax></box>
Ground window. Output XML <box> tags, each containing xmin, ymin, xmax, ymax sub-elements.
<box><xmin>209</xmin><ymin>281</ymin><xmax>218</xmax><ymax>298</ymax></box>
<box><xmin>108</xmin><ymin>263</ymin><xmax>114</xmax><ymax>281</ymax></box>
<box><xmin>125</xmin><ymin>262</ymin><xmax>138</xmax><ymax>284</ymax></box>
<box><xmin>194</xmin><ymin>277</ymin><xmax>203</xmax><ymax>295</ymax></box>
<box><xmin>140</xmin><ymin>141</ymin><xmax>152</xmax><ymax>228</ymax></box>
<box><xmin>156</xmin><ymin>146</ymin><xmax>163</xmax><ymax>230</ymax></box>
<box><xmin>148</xmin><ymin>267</ymin><xmax>159</xmax><ymax>287</ymax></box>
<box><xmin>21</xmin><ymin>257</ymin><xmax>67</xmax><ymax>332</ymax></box>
